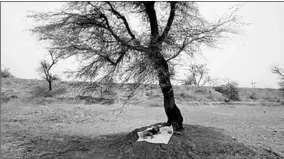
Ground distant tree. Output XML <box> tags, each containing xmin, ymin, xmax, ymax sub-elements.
<box><xmin>272</xmin><ymin>66</ymin><xmax>284</xmax><ymax>93</ymax></box>
<box><xmin>37</xmin><ymin>51</ymin><xmax>60</xmax><ymax>91</ymax></box>
<box><xmin>279</xmin><ymin>81</ymin><xmax>284</xmax><ymax>94</ymax></box>
<box><xmin>184</xmin><ymin>64</ymin><xmax>211</xmax><ymax>86</ymax></box>
<box><xmin>30</xmin><ymin>2</ymin><xmax>242</xmax><ymax>131</ymax></box>
<box><xmin>214</xmin><ymin>80</ymin><xmax>240</xmax><ymax>102</ymax></box>
<box><xmin>1</xmin><ymin>65</ymin><xmax>14</xmax><ymax>78</ymax></box>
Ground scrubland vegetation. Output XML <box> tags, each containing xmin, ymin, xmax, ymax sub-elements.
<box><xmin>1</xmin><ymin>77</ymin><xmax>284</xmax><ymax>158</ymax></box>
<box><xmin>2</xmin><ymin>1</ymin><xmax>284</xmax><ymax>158</ymax></box>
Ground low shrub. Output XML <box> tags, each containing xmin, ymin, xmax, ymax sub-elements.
<box><xmin>0</xmin><ymin>93</ymin><xmax>10</xmax><ymax>104</ymax></box>
<box><xmin>75</xmin><ymin>95</ymin><xmax>115</xmax><ymax>105</ymax></box>
<box><xmin>1</xmin><ymin>66</ymin><xmax>14</xmax><ymax>78</ymax></box>
<box><xmin>279</xmin><ymin>88</ymin><xmax>284</xmax><ymax>94</ymax></box>
<box><xmin>145</xmin><ymin>91</ymin><xmax>154</xmax><ymax>97</ymax></box>
<box><xmin>194</xmin><ymin>88</ymin><xmax>208</xmax><ymax>93</ymax></box>
<box><xmin>249</xmin><ymin>92</ymin><xmax>258</xmax><ymax>100</ymax></box>
<box><xmin>214</xmin><ymin>82</ymin><xmax>240</xmax><ymax>102</ymax></box>
<box><xmin>180</xmin><ymin>92</ymin><xmax>190</xmax><ymax>98</ymax></box>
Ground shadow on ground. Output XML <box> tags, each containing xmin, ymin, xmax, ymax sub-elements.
<box><xmin>4</xmin><ymin>124</ymin><xmax>283</xmax><ymax>159</ymax></box>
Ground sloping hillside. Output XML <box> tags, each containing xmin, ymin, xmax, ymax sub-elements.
<box><xmin>1</xmin><ymin>78</ymin><xmax>283</xmax><ymax>107</ymax></box>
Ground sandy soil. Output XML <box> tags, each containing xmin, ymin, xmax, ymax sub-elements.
<box><xmin>1</xmin><ymin>99</ymin><xmax>284</xmax><ymax>158</ymax></box>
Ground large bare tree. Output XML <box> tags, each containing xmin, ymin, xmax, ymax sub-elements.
<box><xmin>30</xmin><ymin>2</ymin><xmax>241</xmax><ymax>131</ymax></box>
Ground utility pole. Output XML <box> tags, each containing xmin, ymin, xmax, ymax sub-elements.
<box><xmin>251</xmin><ymin>82</ymin><xmax>256</xmax><ymax>88</ymax></box>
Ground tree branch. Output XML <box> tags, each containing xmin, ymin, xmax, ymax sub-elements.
<box><xmin>272</xmin><ymin>66</ymin><xmax>284</xmax><ymax>79</ymax></box>
<box><xmin>69</xmin><ymin>44</ymin><xmax>116</xmax><ymax>65</ymax></box>
<box><xmin>47</xmin><ymin>51</ymin><xmax>57</xmax><ymax>72</ymax></box>
<box><xmin>106</xmin><ymin>2</ymin><xmax>136</xmax><ymax>40</ymax></box>
<box><xmin>166</xmin><ymin>31</ymin><xmax>222</xmax><ymax>62</ymax></box>
<box><xmin>113</xmin><ymin>51</ymin><xmax>126</xmax><ymax>65</ymax></box>
<box><xmin>158</xmin><ymin>2</ymin><xmax>177</xmax><ymax>42</ymax></box>
<box><xmin>197</xmin><ymin>73</ymin><xmax>203</xmax><ymax>86</ymax></box>
<box><xmin>166</xmin><ymin>39</ymin><xmax>186</xmax><ymax>62</ymax></box>
<box><xmin>99</xmin><ymin>12</ymin><xmax>148</xmax><ymax>53</ymax></box>
<box><xmin>144</xmin><ymin>2</ymin><xmax>159</xmax><ymax>41</ymax></box>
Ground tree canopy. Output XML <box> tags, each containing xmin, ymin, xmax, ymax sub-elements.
<box><xmin>184</xmin><ymin>64</ymin><xmax>211</xmax><ymax>86</ymax></box>
<box><xmin>29</xmin><ymin>2</ymin><xmax>242</xmax><ymax>131</ymax></box>
<box><xmin>30</xmin><ymin>2</ymin><xmax>241</xmax><ymax>86</ymax></box>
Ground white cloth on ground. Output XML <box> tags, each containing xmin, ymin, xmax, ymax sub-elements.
<box><xmin>137</xmin><ymin>125</ymin><xmax>173</xmax><ymax>144</ymax></box>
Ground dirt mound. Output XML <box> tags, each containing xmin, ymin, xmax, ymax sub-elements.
<box><xmin>101</xmin><ymin>124</ymin><xmax>283</xmax><ymax>159</ymax></box>
<box><xmin>22</xmin><ymin>124</ymin><xmax>282</xmax><ymax>159</ymax></box>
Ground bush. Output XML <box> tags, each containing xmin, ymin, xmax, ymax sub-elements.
<box><xmin>145</xmin><ymin>91</ymin><xmax>154</xmax><ymax>97</ymax></box>
<box><xmin>0</xmin><ymin>92</ymin><xmax>10</xmax><ymax>104</ymax></box>
<box><xmin>180</xmin><ymin>92</ymin><xmax>190</xmax><ymax>98</ymax></box>
<box><xmin>213</xmin><ymin>86</ymin><xmax>225</xmax><ymax>94</ymax></box>
<box><xmin>214</xmin><ymin>82</ymin><xmax>240</xmax><ymax>102</ymax></box>
<box><xmin>1</xmin><ymin>66</ymin><xmax>14</xmax><ymax>78</ymax></box>
<box><xmin>75</xmin><ymin>95</ymin><xmax>115</xmax><ymax>105</ymax></box>
<box><xmin>249</xmin><ymin>92</ymin><xmax>258</xmax><ymax>100</ymax></box>
<box><xmin>279</xmin><ymin>88</ymin><xmax>284</xmax><ymax>94</ymax></box>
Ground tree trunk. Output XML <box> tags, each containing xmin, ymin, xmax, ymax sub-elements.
<box><xmin>158</xmin><ymin>62</ymin><xmax>183</xmax><ymax>131</ymax></box>
<box><xmin>160</xmin><ymin>76</ymin><xmax>184</xmax><ymax>131</ymax></box>
<box><xmin>144</xmin><ymin>2</ymin><xmax>183</xmax><ymax>131</ymax></box>
<box><xmin>48</xmin><ymin>81</ymin><xmax>52</xmax><ymax>91</ymax></box>
<box><xmin>149</xmin><ymin>48</ymin><xmax>183</xmax><ymax>131</ymax></box>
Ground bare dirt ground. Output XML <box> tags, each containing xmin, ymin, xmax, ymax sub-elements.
<box><xmin>1</xmin><ymin>78</ymin><xmax>284</xmax><ymax>158</ymax></box>
<box><xmin>1</xmin><ymin>99</ymin><xmax>284</xmax><ymax>158</ymax></box>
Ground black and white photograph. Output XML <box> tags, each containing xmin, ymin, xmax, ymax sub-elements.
<box><xmin>1</xmin><ymin>1</ymin><xmax>284</xmax><ymax>158</ymax></box>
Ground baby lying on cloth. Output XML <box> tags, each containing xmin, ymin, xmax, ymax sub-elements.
<box><xmin>137</xmin><ymin>125</ymin><xmax>173</xmax><ymax>144</ymax></box>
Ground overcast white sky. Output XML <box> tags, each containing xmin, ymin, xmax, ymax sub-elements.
<box><xmin>1</xmin><ymin>2</ymin><xmax>284</xmax><ymax>88</ymax></box>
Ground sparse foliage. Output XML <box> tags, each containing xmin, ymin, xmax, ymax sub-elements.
<box><xmin>214</xmin><ymin>81</ymin><xmax>240</xmax><ymax>102</ymax></box>
<box><xmin>1</xmin><ymin>65</ymin><xmax>14</xmax><ymax>78</ymax></box>
<box><xmin>29</xmin><ymin>2</ymin><xmax>242</xmax><ymax>130</ymax></box>
<box><xmin>184</xmin><ymin>64</ymin><xmax>211</xmax><ymax>86</ymax></box>
<box><xmin>37</xmin><ymin>51</ymin><xmax>60</xmax><ymax>91</ymax></box>
<box><xmin>272</xmin><ymin>66</ymin><xmax>284</xmax><ymax>93</ymax></box>
<box><xmin>272</xmin><ymin>66</ymin><xmax>284</xmax><ymax>79</ymax></box>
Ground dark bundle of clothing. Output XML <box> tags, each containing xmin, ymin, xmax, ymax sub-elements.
<box><xmin>141</xmin><ymin>126</ymin><xmax>160</xmax><ymax>138</ymax></box>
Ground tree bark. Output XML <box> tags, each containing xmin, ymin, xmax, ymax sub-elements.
<box><xmin>48</xmin><ymin>81</ymin><xmax>52</xmax><ymax>91</ymax></box>
<box><xmin>147</xmin><ymin>45</ymin><xmax>183</xmax><ymax>131</ymax></box>
<box><xmin>144</xmin><ymin>2</ymin><xmax>183</xmax><ymax>131</ymax></box>
<box><xmin>153</xmin><ymin>52</ymin><xmax>183</xmax><ymax>131</ymax></box>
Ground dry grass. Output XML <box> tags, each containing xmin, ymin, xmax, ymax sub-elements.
<box><xmin>1</xmin><ymin>78</ymin><xmax>284</xmax><ymax>158</ymax></box>
<box><xmin>2</xmin><ymin>103</ymin><xmax>284</xmax><ymax>158</ymax></box>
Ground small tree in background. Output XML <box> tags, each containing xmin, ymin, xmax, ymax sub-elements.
<box><xmin>1</xmin><ymin>65</ymin><xmax>14</xmax><ymax>78</ymax></box>
<box><xmin>272</xmin><ymin>66</ymin><xmax>284</xmax><ymax>94</ymax></box>
<box><xmin>184</xmin><ymin>64</ymin><xmax>211</xmax><ymax>87</ymax></box>
<box><xmin>214</xmin><ymin>80</ymin><xmax>240</xmax><ymax>102</ymax></box>
<box><xmin>37</xmin><ymin>51</ymin><xmax>60</xmax><ymax>91</ymax></box>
